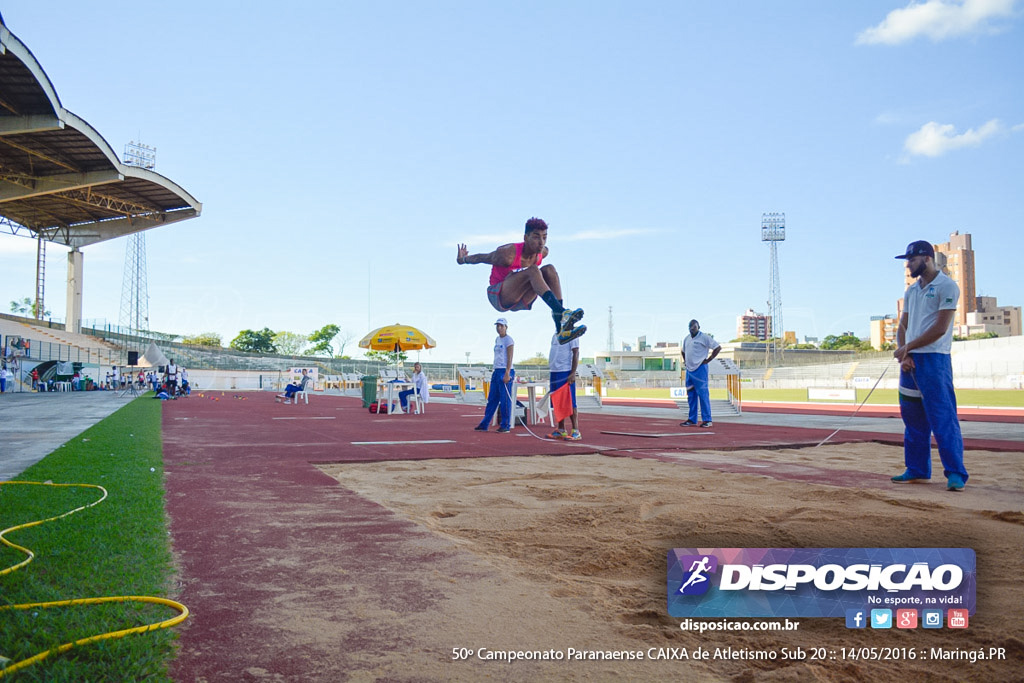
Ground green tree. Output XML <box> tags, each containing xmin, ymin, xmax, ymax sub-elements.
<box><xmin>518</xmin><ymin>352</ymin><xmax>548</xmax><ymax>366</ymax></box>
<box><xmin>307</xmin><ymin>324</ymin><xmax>341</xmax><ymax>357</ymax></box>
<box><xmin>230</xmin><ymin>328</ymin><xmax>278</xmax><ymax>353</ymax></box>
<box><xmin>182</xmin><ymin>332</ymin><xmax>223</xmax><ymax>347</ymax></box>
<box><xmin>730</xmin><ymin>335</ymin><xmax>760</xmax><ymax>343</ymax></box>
<box><xmin>9</xmin><ymin>297</ymin><xmax>50</xmax><ymax>318</ymax></box>
<box><xmin>953</xmin><ymin>332</ymin><xmax>998</xmax><ymax>341</ymax></box>
<box><xmin>274</xmin><ymin>331</ymin><xmax>309</xmax><ymax>355</ymax></box>
<box><xmin>820</xmin><ymin>334</ymin><xmax>868</xmax><ymax>351</ymax></box>
<box><xmin>364</xmin><ymin>349</ymin><xmax>407</xmax><ymax>365</ymax></box>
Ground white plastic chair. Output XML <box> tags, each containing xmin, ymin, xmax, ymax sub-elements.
<box><xmin>292</xmin><ymin>378</ymin><xmax>312</xmax><ymax>405</ymax></box>
<box><xmin>405</xmin><ymin>386</ymin><xmax>424</xmax><ymax>415</ymax></box>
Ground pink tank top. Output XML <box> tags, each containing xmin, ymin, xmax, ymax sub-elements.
<box><xmin>489</xmin><ymin>243</ymin><xmax>543</xmax><ymax>286</ymax></box>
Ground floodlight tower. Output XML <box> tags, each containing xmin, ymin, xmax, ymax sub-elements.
<box><xmin>119</xmin><ymin>141</ymin><xmax>156</xmax><ymax>335</ymax></box>
<box><xmin>607</xmin><ymin>306</ymin><xmax>615</xmax><ymax>352</ymax></box>
<box><xmin>761</xmin><ymin>212</ymin><xmax>785</xmax><ymax>366</ymax></box>
<box><xmin>34</xmin><ymin>235</ymin><xmax>46</xmax><ymax>319</ymax></box>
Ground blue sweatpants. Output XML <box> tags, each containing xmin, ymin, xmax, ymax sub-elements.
<box><xmin>898</xmin><ymin>353</ymin><xmax>967</xmax><ymax>482</ymax></box>
<box><xmin>479</xmin><ymin>368</ymin><xmax>515</xmax><ymax>430</ymax></box>
<box><xmin>686</xmin><ymin>363</ymin><xmax>711</xmax><ymax>423</ymax></box>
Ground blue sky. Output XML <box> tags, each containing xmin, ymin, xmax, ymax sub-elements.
<box><xmin>1</xmin><ymin>1</ymin><xmax>1021</xmax><ymax>363</ymax></box>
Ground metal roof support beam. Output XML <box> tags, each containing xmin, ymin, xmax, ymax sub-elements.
<box><xmin>0</xmin><ymin>214</ymin><xmax>31</xmax><ymax>236</ymax></box>
<box><xmin>0</xmin><ymin>115</ymin><xmax>64</xmax><ymax>135</ymax></box>
<box><xmin>0</xmin><ymin>135</ymin><xmax>81</xmax><ymax>172</ymax></box>
<box><xmin>0</xmin><ymin>169</ymin><xmax>123</xmax><ymax>202</ymax></box>
<box><xmin>56</xmin><ymin>187</ymin><xmax>159</xmax><ymax>217</ymax></box>
<box><xmin>61</xmin><ymin>209</ymin><xmax>199</xmax><ymax>249</ymax></box>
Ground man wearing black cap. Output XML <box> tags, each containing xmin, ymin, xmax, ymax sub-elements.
<box><xmin>891</xmin><ymin>240</ymin><xmax>968</xmax><ymax>491</ymax></box>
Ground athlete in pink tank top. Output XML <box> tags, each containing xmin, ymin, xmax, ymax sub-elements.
<box><xmin>457</xmin><ymin>217</ymin><xmax>586</xmax><ymax>345</ymax></box>
<box><xmin>488</xmin><ymin>242</ymin><xmax>544</xmax><ymax>286</ymax></box>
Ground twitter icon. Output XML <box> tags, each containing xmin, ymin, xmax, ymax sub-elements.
<box><xmin>870</xmin><ymin>609</ymin><xmax>892</xmax><ymax>629</ymax></box>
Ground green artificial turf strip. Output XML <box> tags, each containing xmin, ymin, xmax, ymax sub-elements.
<box><xmin>0</xmin><ymin>398</ymin><xmax>180</xmax><ymax>682</ymax></box>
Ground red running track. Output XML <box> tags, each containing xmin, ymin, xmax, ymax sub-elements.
<box><xmin>161</xmin><ymin>393</ymin><xmax>1020</xmax><ymax>680</ymax></box>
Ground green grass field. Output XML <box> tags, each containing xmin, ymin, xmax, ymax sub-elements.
<box><xmin>0</xmin><ymin>398</ymin><xmax>178</xmax><ymax>682</ymax></box>
<box><xmin>604</xmin><ymin>387</ymin><xmax>1024</xmax><ymax>407</ymax></box>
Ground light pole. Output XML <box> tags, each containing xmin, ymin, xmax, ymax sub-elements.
<box><xmin>761</xmin><ymin>212</ymin><xmax>785</xmax><ymax>366</ymax></box>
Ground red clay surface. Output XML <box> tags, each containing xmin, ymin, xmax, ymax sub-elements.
<box><xmin>160</xmin><ymin>393</ymin><xmax>1022</xmax><ymax>680</ymax></box>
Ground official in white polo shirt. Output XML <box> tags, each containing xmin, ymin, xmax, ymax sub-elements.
<box><xmin>680</xmin><ymin>319</ymin><xmax>721</xmax><ymax>428</ymax></box>
<box><xmin>475</xmin><ymin>318</ymin><xmax>515</xmax><ymax>433</ymax></box>
<box><xmin>891</xmin><ymin>240</ymin><xmax>967</xmax><ymax>491</ymax></box>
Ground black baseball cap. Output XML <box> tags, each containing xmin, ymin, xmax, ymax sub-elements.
<box><xmin>894</xmin><ymin>240</ymin><xmax>935</xmax><ymax>259</ymax></box>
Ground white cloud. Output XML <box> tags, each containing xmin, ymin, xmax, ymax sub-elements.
<box><xmin>1013</xmin><ymin>122</ymin><xmax>1024</xmax><ymax>132</ymax></box>
<box><xmin>856</xmin><ymin>0</ymin><xmax>1018</xmax><ymax>45</ymax></box>
<box><xmin>562</xmin><ymin>228</ymin><xmax>659</xmax><ymax>242</ymax></box>
<box><xmin>903</xmin><ymin>119</ymin><xmax>1003</xmax><ymax>157</ymax></box>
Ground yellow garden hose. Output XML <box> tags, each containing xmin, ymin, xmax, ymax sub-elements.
<box><xmin>0</xmin><ymin>481</ymin><xmax>189</xmax><ymax>678</ymax></box>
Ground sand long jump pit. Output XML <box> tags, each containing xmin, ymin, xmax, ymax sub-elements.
<box><xmin>319</xmin><ymin>442</ymin><xmax>1023</xmax><ymax>681</ymax></box>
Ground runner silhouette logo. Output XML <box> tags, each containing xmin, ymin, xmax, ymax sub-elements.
<box><xmin>677</xmin><ymin>554</ymin><xmax>718</xmax><ymax>596</ymax></box>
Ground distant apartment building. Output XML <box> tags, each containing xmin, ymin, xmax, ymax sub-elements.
<box><xmin>870</xmin><ymin>314</ymin><xmax>898</xmax><ymax>350</ymax></box>
<box><xmin>900</xmin><ymin>231</ymin><xmax>976</xmax><ymax>327</ymax></box>
<box><xmin>737</xmin><ymin>309</ymin><xmax>771</xmax><ymax>341</ymax></box>
<box><xmin>959</xmin><ymin>296</ymin><xmax>1022</xmax><ymax>338</ymax></box>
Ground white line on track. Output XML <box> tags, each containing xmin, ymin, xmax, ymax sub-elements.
<box><xmin>272</xmin><ymin>416</ymin><xmax>337</xmax><ymax>420</ymax></box>
<box><xmin>600</xmin><ymin>431</ymin><xmax>714</xmax><ymax>437</ymax></box>
<box><xmin>350</xmin><ymin>440</ymin><xmax>457</xmax><ymax>445</ymax></box>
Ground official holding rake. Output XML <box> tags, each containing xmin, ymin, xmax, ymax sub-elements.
<box><xmin>891</xmin><ymin>240</ymin><xmax>968</xmax><ymax>492</ymax></box>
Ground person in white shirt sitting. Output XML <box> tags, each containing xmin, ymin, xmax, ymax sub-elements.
<box><xmin>399</xmin><ymin>363</ymin><xmax>430</xmax><ymax>413</ymax></box>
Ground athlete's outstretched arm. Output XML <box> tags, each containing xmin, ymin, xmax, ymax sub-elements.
<box><xmin>457</xmin><ymin>243</ymin><xmax>514</xmax><ymax>266</ymax></box>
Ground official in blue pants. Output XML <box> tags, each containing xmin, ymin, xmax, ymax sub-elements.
<box><xmin>898</xmin><ymin>353</ymin><xmax>967</xmax><ymax>483</ymax></box>
<box><xmin>476</xmin><ymin>318</ymin><xmax>515</xmax><ymax>433</ymax></box>
<box><xmin>680</xmin><ymin>319</ymin><xmax>721</xmax><ymax>428</ymax></box>
<box><xmin>686</xmin><ymin>363</ymin><xmax>711</xmax><ymax>425</ymax></box>
<box><xmin>479</xmin><ymin>367</ymin><xmax>516</xmax><ymax>431</ymax></box>
<box><xmin>892</xmin><ymin>240</ymin><xmax>968</xmax><ymax>491</ymax></box>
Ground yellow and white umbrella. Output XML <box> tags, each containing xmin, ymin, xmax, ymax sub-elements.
<box><xmin>358</xmin><ymin>324</ymin><xmax>437</xmax><ymax>353</ymax></box>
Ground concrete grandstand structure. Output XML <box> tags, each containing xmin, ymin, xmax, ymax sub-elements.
<box><xmin>0</xmin><ymin>15</ymin><xmax>201</xmax><ymax>333</ymax></box>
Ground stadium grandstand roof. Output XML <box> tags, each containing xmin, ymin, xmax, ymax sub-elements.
<box><xmin>0</xmin><ymin>14</ymin><xmax>201</xmax><ymax>248</ymax></box>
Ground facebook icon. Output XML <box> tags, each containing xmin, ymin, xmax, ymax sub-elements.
<box><xmin>845</xmin><ymin>609</ymin><xmax>867</xmax><ymax>629</ymax></box>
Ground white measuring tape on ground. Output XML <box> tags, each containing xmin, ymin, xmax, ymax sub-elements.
<box><xmin>814</xmin><ymin>365</ymin><xmax>890</xmax><ymax>448</ymax></box>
